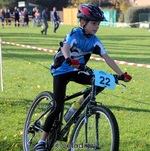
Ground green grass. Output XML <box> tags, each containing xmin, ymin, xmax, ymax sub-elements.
<box><xmin>0</xmin><ymin>22</ymin><xmax>150</xmax><ymax>151</ymax></box>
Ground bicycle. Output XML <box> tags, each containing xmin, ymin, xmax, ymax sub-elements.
<box><xmin>23</xmin><ymin>67</ymin><xmax>126</xmax><ymax>151</ymax></box>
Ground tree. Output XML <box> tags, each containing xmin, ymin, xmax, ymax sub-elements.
<box><xmin>25</xmin><ymin>0</ymin><xmax>68</xmax><ymax>10</ymax></box>
<box><xmin>70</xmin><ymin>0</ymin><xmax>89</xmax><ymax>7</ymax></box>
<box><xmin>115</xmin><ymin>0</ymin><xmax>131</xmax><ymax>22</ymax></box>
<box><xmin>120</xmin><ymin>1</ymin><xmax>130</xmax><ymax>14</ymax></box>
<box><xmin>70</xmin><ymin>0</ymin><xmax>111</xmax><ymax>7</ymax></box>
<box><xmin>0</xmin><ymin>0</ymin><xmax>69</xmax><ymax>11</ymax></box>
<box><xmin>0</xmin><ymin>0</ymin><xmax>17</xmax><ymax>13</ymax></box>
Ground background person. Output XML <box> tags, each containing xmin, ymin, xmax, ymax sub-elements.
<box><xmin>0</xmin><ymin>8</ymin><xmax>5</xmax><ymax>28</ymax></box>
<box><xmin>52</xmin><ymin>7</ymin><xmax>60</xmax><ymax>33</ymax></box>
<box><xmin>13</xmin><ymin>7</ymin><xmax>20</xmax><ymax>27</ymax></box>
<box><xmin>5</xmin><ymin>8</ymin><xmax>11</xmax><ymax>26</ymax></box>
<box><xmin>32</xmin><ymin>7</ymin><xmax>36</xmax><ymax>26</ymax></box>
<box><xmin>23</xmin><ymin>8</ymin><xmax>29</xmax><ymax>26</ymax></box>
<box><xmin>41</xmin><ymin>7</ymin><xmax>49</xmax><ymax>35</ymax></box>
<box><xmin>35</xmin><ymin>9</ymin><xmax>42</xmax><ymax>27</ymax></box>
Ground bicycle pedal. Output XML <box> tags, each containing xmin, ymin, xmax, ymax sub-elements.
<box><xmin>57</xmin><ymin>136</ymin><xmax>67</xmax><ymax>142</ymax></box>
<box><xmin>62</xmin><ymin>136</ymin><xmax>68</xmax><ymax>142</ymax></box>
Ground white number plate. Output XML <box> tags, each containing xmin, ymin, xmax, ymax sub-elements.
<box><xmin>93</xmin><ymin>70</ymin><xmax>115</xmax><ymax>90</ymax></box>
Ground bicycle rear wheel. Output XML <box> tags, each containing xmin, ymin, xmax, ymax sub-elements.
<box><xmin>69</xmin><ymin>106</ymin><xmax>119</xmax><ymax>151</ymax></box>
<box><xmin>23</xmin><ymin>91</ymin><xmax>54</xmax><ymax>151</ymax></box>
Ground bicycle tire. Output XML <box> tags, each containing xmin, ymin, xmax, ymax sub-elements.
<box><xmin>23</xmin><ymin>91</ymin><xmax>54</xmax><ymax>151</ymax></box>
<box><xmin>69</xmin><ymin>105</ymin><xmax>119</xmax><ymax>151</ymax></box>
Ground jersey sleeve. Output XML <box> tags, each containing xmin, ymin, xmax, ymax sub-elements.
<box><xmin>93</xmin><ymin>38</ymin><xmax>107</xmax><ymax>56</ymax></box>
<box><xmin>63</xmin><ymin>31</ymin><xmax>77</xmax><ymax>48</ymax></box>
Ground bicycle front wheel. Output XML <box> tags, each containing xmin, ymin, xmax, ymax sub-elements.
<box><xmin>69</xmin><ymin>106</ymin><xmax>119</xmax><ymax>151</ymax></box>
<box><xmin>23</xmin><ymin>91</ymin><xmax>54</xmax><ymax>151</ymax></box>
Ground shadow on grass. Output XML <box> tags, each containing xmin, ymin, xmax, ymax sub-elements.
<box><xmin>107</xmin><ymin>105</ymin><xmax>150</xmax><ymax>113</ymax></box>
<box><xmin>3</xmin><ymin>48</ymin><xmax>54</xmax><ymax>71</ymax></box>
<box><xmin>0</xmin><ymin>32</ymin><xmax>65</xmax><ymax>39</ymax></box>
<box><xmin>121</xmin><ymin>139</ymin><xmax>150</xmax><ymax>150</ymax></box>
<box><xmin>0</xmin><ymin>139</ymin><xmax>23</xmax><ymax>151</ymax></box>
<box><xmin>0</xmin><ymin>97</ymin><xmax>33</xmax><ymax>109</ymax></box>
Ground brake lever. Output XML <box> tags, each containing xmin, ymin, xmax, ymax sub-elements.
<box><xmin>118</xmin><ymin>82</ymin><xmax>127</xmax><ymax>88</ymax></box>
<box><xmin>78</xmin><ymin>71</ymin><xmax>90</xmax><ymax>76</ymax></box>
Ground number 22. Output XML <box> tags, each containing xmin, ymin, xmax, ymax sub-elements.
<box><xmin>100</xmin><ymin>76</ymin><xmax>110</xmax><ymax>86</ymax></box>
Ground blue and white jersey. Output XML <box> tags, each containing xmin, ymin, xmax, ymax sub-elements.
<box><xmin>51</xmin><ymin>27</ymin><xmax>107</xmax><ymax>76</ymax></box>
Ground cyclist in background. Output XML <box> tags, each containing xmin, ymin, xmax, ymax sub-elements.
<box><xmin>34</xmin><ymin>4</ymin><xmax>132</xmax><ymax>151</ymax></box>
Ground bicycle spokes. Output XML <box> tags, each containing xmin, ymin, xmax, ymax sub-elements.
<box><xmin>70</xmin><ymin>107</ymin><xmax>119</xmax><ymax>151</ymax></box>
<box><xmin>23</xmin><ymin>91</ymin><xmax>55</xmax><ymax>151</ymax></box>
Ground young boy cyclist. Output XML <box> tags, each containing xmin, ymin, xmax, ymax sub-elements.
<box><xmin>34</xmin><ymin>4</ymin><xmax>132</xmax><ymax>151</ymax></box>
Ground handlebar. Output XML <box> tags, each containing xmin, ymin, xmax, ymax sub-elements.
<box><xmin>78</xmin><ymin>65</ymin><xmax>127</xmax><ymax>88</ymax></box>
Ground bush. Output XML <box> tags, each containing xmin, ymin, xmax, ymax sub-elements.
<box><xmin>118</xmin><ymin>13</ymin><xmax>124</xmax><ymax>22</ymax></box>
<box><xmin>125</xmin><ymin>6</ymin><xmax>150</xmax><ymax>23</ymax></box>
<box><xmin>114</xmin><ymin>0</ymin><xmax>130</xmax><ymax>22</ymax></box>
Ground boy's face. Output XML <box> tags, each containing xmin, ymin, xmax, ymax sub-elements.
<box><xmin>84</xmin><ymin>21</ymin><xmax>100</xmax><ymax>35</ymax></box>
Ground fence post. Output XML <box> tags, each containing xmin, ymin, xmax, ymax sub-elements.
<box><xmin>0</xmin><ymin>38</ymin><xmax>4</xmax><ymax>91</ymax></box>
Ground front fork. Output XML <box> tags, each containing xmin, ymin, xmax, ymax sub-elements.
<box><xmin>84</xmin><ymin>101</ymin><xmax>100</xmax><ymax>149</ymax></box>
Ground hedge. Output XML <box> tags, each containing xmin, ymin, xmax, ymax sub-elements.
<box><xmin>125</xmin><ymin>6</ymin><xmax>150</xmax><ymax>23</ymax></box>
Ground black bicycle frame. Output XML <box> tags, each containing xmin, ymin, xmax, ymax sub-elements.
<box><xmin>57</xmin><ymin>77</ymin><xmax>98</xmax><ymax>141</ymax></box>
<box><xmin>56</xmin><ymin>87</ymin><xmax>92</xmax><ymax>141</ymax></box>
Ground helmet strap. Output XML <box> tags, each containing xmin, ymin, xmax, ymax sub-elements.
<box><xmin>80</xmin><ymin>18</ymin><xmax>92</xmax><ymax>38</ymax></box>
<box><xmin>82</xmin><ymin>20</ymin><xmax>92</xmax><ymax>38</ymax></box>
<box><xmin>83</xmin><ymin>19</ymin><xmax>89</xmax><ymax>29</ymax></box>
<box><xmin>79</xmin><ymin>18</ymin><xmax>89</xmax><ymax>29</ymax></box>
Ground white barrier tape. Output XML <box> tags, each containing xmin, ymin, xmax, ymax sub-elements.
<box><xmin>2</xmin><ymin>41</ymin><xmax>150</xmax><ymax>69</ymax></box>
<box><xmin>90</xmin><ymin>56</ymin><xmax>150</xmax><ymax>68</ymax></box>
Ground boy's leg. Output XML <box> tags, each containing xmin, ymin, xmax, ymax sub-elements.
<box><xmin>34</xmin><ymin>74</ymin><xmax>68</xmax><ymax>150</ymax></box>
<box><xmin>71</xmin><ymin>71</ymin><xmax>104</xmax><ymax>105</ymax></box>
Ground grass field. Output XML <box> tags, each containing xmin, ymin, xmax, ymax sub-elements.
<box><xmin>0</xmin><ymin>22</ymin><xmax>150</xmax><ymax>151</ymax></box>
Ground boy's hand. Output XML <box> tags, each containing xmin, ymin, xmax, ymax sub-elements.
<box><xmin>122</xmin><ymin>73</ymin><xmax>132</xmax><ymax>82</ymax></box>
<box><xmin>66</xmin><ymin>57</ymin><xmax>80</xmax><ymax>68</ymax></box>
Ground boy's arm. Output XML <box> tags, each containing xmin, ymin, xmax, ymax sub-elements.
<box><xmin>102</xmin><ymin>54</ymin><xmax>123</xmax><ymax>75</ymax></box>
<box><xmin>61</xmin><ymin>43</ymin><xmax>71</xmax><ymax>59</ymax></box>
<box><xmin>61</xmin><ymin>43</ymin><xmax>79</xmax><ymax>67</ymax></box>
<box><xmin>102</xmin><ymin>54</ymin><xmax>132</xmax><ymax>82</ymax></box>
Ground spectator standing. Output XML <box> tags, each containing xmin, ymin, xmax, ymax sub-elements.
<box><xmin>41</xmin><ymin>7</ymin><xmax>49</xmax><ymax>35</ymax></box>
<box><xmin>52</xmin><ymin>7</ymin><xmax>60</xmax><ymax>33</ymax></box>
<box><xmin>5</xmin><ymin>8</ymin><xmax>11</xmax><ymax>25</ymax></box>
<box><xmin>23</xmin><ymin>8</ymin><xmax>29</xmax><ymax>26</ymax></box>
<box><xmin>34</xmin><ymin>8</ymin><xmax>39</xmax><ymax>18</ymax></box>
<box><xmin>32</xmin><ymin>7</ymin><xmax>36</xmax><ymax>26</ymax></box>
<box><xmin>35</xmin><ymin>9</ymin><xmax>42</xmax><ymax>27</ymax></box>
<box><xmin>32</xmin><ymin>7</ymin><xmax>36</xmax><ymax>19</ymax></box>
<box><xmin>13</xmin><ymin>7</ymin><xmax>20</xmax><ymax>27</ymax></box>
<box><xmin>0</xmin><ymin>9</ymin><xmax>5</xmax><ymax>28</ymax></box>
